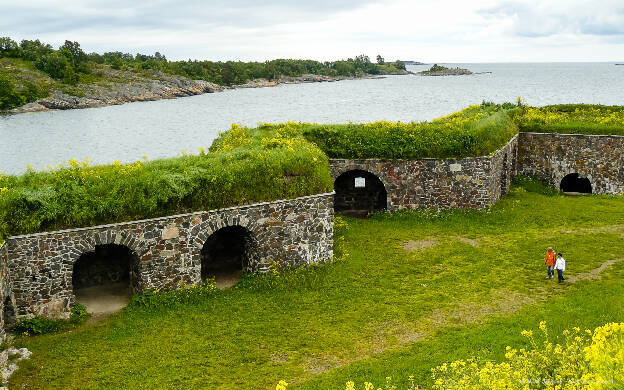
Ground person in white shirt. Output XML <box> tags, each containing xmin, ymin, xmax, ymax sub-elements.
<box><xmin>554</xmin><ymin>253</ymin><xmax>566</xmax><ymax>283</ymax></box>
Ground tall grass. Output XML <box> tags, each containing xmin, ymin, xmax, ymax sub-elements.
<box><xmin>0</xmin><ymin>127</ymin><xmax>332</xmax><ymax>239</ymax></box>
<box><xmin>299</xmin><ymin>105</ymin><xmax>519</xmax><ymax>159</ymax></box>
<box><xmin>515</xmin><ymin>104</ymin><xmax>624</xmax><ymax>135</ymax></box>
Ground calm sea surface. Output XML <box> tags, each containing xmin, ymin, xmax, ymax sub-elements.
<box><xmin>1</xmin><ymin>63</ymin><xmax>622</xmax><ymax>174</ymax></box>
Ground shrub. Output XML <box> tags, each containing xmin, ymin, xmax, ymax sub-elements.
<box><xmin>69</xmin><ymin>302</ymin><xmax>90</xmax><ymax>324</ymax></box>
<box><xmin>0</xmin><ymin>73</ymin><xmax>26</xmax><ymax>110</ymax></box>
<box><xmin>431</xmin><ymin>322</ymin><xmax>624</xmax><ymax>389</ymax></box>
<box><xmin>35</xmin><ymin>52</ymin><xmax>68</xmax><ymax>79</ymax></box>
<box><xmin>11</xmin><ymin>317</ymin><xmax>63</xmax><ymax>335</ymax></box>
<box><xmin>12</xmin><ymin>303</ymin><xmax>91</xmax><ymax>336</ymax></box>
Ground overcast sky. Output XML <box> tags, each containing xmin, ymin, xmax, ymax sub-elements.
<box><xmin>3</xmin><ymin>0</ymin><xmax>623</xmax><ymax>62</ymax></box>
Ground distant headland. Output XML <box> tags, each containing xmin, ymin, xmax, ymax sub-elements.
<box><xmin>401</xmin><ymin>60</ymin><xmax>427</xmax><ymax>65</ymax></box>
<box><xmin>0</xmin><ymin>37</ymin><xmax>410</xmax><ymax>113</ymax></box>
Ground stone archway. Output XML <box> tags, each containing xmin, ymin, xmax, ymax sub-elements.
<box><xmin>201</xmin><ymin>225</ymin><xmax>255</xmax><ymax>289</ymax></box>
<box><xmin>560</xmin><ymin>173</ymin><xmax>592</xmax><ymax>194</ymax></box>
<box><xmin>72</xmin><ymin>244</ymin><xmax>140</xmax><ymax>315</ymax></box>
<box><xmin>334</xmin><ymin>169</ymin><xmax>387</xmax><ymax>217</ymax></box>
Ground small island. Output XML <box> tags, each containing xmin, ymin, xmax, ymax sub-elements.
<box><xmin>418</xmin><ymin>63</ymin><xmax>473</xmax><ymax>76</ymax></box>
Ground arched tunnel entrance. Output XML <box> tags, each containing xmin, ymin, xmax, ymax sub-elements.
<box><xmin>72</xmin><ymin>244</ymin><xmax>139</xmax><ymax>315</ymax></box>
<box><xmin>334</xmin><ymin>170</ymin><xmax>387</xmax><ymax>217</ymax></box>
<box><xmin>201</xmin><ymin>226</ymin><xmax>254</xmax><ymax>289</ymax></box>
<box><xmin>560</xmin><ymin>173</ymin><xmax>592</xmax><ymax>194</ymax></box>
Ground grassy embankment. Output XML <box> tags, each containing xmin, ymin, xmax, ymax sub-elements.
<box><xmin>215</xmin><ymin>104</ymin><xmax>519</xmax><ymax>159</ymax></box>
<box><xmin>0</xmin><ymin>125</ymin><xmax>332</xmax><ymax>241</ymax></box>
<box><xmin>248</xmin><ymin>104</ymin><xmax>624</xmax><ymax>162</ymax></box>
<box><xmin>299</xmin><ymin>104</ymin><xmax>518</xmax><ymax>159</ymax></box>
<box><xmin>3</xmin><ymin>103</ymin><xmax>623</xmax><ymax>243</ymax></box>
<box><xmin>514</xmin><ymin>104</ymin><xmax>624</xmax><ymax>136</ymax></box>
<box><xmin>6</xmin><ymin>179</ymin><xmax>624</xmax><ymax>389</ymax></box>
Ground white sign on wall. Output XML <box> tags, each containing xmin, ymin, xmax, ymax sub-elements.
<box><xmin>449</xmin><ymin>163</ymin><xmax>462</xmax><ymax>172</ymax></box>
<box><xmin>354</xmin><ymin>177</ymin><xmax>366</xmax><ymax>188</ymax></box>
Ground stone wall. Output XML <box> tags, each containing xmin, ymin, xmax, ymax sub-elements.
<box><xmin>517</xmin><ymin>132</ymin><xmax>624</xmax><ymax>194</ymax></box>
<box><xmin>329</xmin><ymin>136</ymin><xmax>518</xmax><ymax>211</ymax></box>
<box><xmin>0</xmin><ymin>242</ymin><xmax>12</xmax><ymax>339</ymax></box>
<box><xmin>1</xmin><ymin>193</ymin><xmax>334</xmax><ymax>320</ymax></box>
<box><xmin>488</xmin><ymin>135</ymin><xmax>519</xmax><ymax>202</ymax></box>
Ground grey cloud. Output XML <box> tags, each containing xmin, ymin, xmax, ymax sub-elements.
<box><xmin>3</xmin><ymin>0</ymin><xmax>386</xmax><ymax>36</ymax></box>
<box><xmin>480</xmin><ymin>1</ymin><xmax>624</xmax><ymax>37</ymax></box>
<box><xmin>2</xmin><ymin>0</ymin><xmax>396</xmax><ymax>59</ymax></box>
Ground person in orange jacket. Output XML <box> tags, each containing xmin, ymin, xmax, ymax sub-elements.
<box><xmin>545</xmin><ymin>247</ymin><xmax>556</xmax><ymax>279</ymax></box>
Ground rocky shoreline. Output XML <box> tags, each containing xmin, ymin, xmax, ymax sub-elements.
<box><xmin>8</xmin><ymin>70</ymin><xmax>400</xmax><ymax>114</ymax></box>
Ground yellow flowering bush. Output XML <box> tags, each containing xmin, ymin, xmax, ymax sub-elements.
<box><xmin>301</xmin><ymin>104</ymin><xmax>518</xmax><ymax>159</ymax></box>
<box><xmin>520</xmin><ymin>106</ymin><xmax>624</xmax><ymax>127</ymax></box>
<box><xmin>212</xmin><ymin>123</ymin><xmax>252</xmax><ymax>153</ymax></box>
<box><xmin>516</xmin><ymin>105</ymin><xmax>624</xmax><ymax>135</ymax></box>
<box><xmin>431</xmin><ymin>322</ymin><xmax>624</xmax><ymax>389</ymax></box>
<box><xmin>261</xmin><ymin>135</ymin><xmax>308</xmax><ymax>153</ymax></box>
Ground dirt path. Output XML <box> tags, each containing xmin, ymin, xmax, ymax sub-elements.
<box><xmin>213</xmin><ymin>270</ymin><xmax>242</xmax><ymax>289</ymax></box>
<box><xmin>567</xmin><ymin>258</ymin><xmax>623</xmax><ymax>282</ymax></box>
<box><xmin>561</xmin><ymin>224</ymin><xmax>624</xmax><ymax>235</ymax></box>
<box><xmin>402</xmin><ymin>239</ymin><xmax>439</xmax><ymax>252</ymax></box>
<box><xmin>75</xmin><ymin>282</ymin><xmax>130</xmax><ymax>324</ymax></box>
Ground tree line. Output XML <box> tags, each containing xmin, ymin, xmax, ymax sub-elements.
<box><xmin>0</xmin><ymin>36</ymin><xmax>405</xmax><ymax>110</ymax></box>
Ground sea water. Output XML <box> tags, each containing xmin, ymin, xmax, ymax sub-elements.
<box><xmin>1</xmin><ymin>62</ymin><xmax>622</xmax><ymax>174</ymax></box>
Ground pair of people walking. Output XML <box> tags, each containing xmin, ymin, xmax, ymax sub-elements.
<box><xmin>545</xmin><ymin>247</ymin><xmax>565</xmax><ymax>283</ymax></box>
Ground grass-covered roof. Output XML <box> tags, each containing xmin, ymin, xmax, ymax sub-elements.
<box><xmin>514</xmin><ymin>104</ymin><xmax>624</xmax><ymax>136</ymax></box>
<box><xmin>2</xmin><ymin>103</ymin><xmax>622</xmax><ymax>239</ymax></box>
<box><xmin>0</xmin><ymin>126</ymin><xmax>332</xmax><ymax>239</ymax></box>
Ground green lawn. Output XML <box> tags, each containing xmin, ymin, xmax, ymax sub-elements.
<box><xmin>8</xmin><ymin>181</ymin><xmax>624</xmax><ymax>389</ymax></box>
